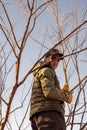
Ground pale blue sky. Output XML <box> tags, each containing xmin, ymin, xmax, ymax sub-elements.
<box><xmin>0</xmin><ymin>0</ymin><xmax>87</xmax><ymax>130</ymax></box>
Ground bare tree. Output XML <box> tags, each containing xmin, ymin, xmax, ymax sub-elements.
<box><xmin>0</xmin><ymin>0</ymin><xmax>87</xmax><ymax>130</ymax></box>
<box><xmin>46</xmin><ymin>1</ymin><xmax>87</xmax><ymax>130</ymax></box>
<box><xmin>0</xmin><ymin>0</ymin><xmax>53</xmax><ymax>130</ymax></box>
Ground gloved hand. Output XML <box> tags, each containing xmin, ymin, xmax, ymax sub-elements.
<box><xmin>65</xmin><ymin>92</ymin><xmax>73</xmax><ymax>103</ymax></box>
<box><xmin>61</xmin><ymin>83</ymin><xmax>69</xmax><ymax>92</ymax></box>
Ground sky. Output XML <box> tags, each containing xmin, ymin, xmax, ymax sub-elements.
<box><xmin>0</xmin><ymin>0</ymin><xmax>87</xmax><ymax>130</ymax></box>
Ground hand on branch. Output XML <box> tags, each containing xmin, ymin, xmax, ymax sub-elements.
<box><xmin>61</xmin><ymin>83</ymin><xmax>69</xmax><ymax>92</ymax></box>
<box><xmin>65</xmin><ymin>92</ymin><xmax>73</xmax><ymax>104</ymax></box>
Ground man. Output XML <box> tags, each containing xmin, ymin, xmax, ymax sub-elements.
<box><xmin>30</xmin><ymin>48</ymin><xmax>73</xmax><ymax>130</ymax></box>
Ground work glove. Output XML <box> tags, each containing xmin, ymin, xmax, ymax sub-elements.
<box><xmin>65</xmin><ymin>91</ymin><xmax>73</xmax><ymax>104</ymax></box>
<box><xmin>61</xmin><ymin>83</ymin><xmax>69</xmax><ymax>92</ymax></box>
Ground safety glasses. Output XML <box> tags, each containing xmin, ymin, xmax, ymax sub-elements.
<box><xmin>51</xmin><ymin>56</ymin><xmax>60</xmax><ymax>62</ymax></box>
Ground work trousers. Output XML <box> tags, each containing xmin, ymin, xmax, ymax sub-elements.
<box><xmin>30</xmin><ymin>111</ymin><xmax>66</xmax><ymax>130</ymax></box>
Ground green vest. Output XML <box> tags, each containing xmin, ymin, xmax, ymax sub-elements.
<box><xmin>30</xmin><ymin>61</ymin><xmax>65</xmax><ymax>119</ymax></box>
